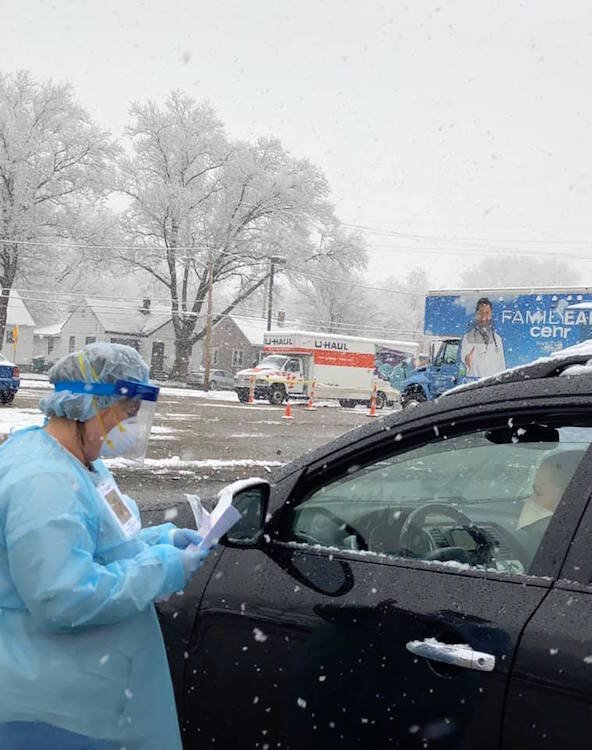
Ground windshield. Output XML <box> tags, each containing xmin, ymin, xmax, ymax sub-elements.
<box><xmin>257</xmin><ymin>356</ymin><xmax>289</xmax><ymax>370</ymax></box>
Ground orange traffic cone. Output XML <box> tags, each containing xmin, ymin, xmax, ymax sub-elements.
<box><xmin>367</xmin><ymin>381</ymin><xmax>378</xmax><ymax>418</ymax></box>
<box><xmin>305</xmin><ymin>379</ymin><xmax>317</xmax><ymax>411</ymax></box>
<box><xmin>282</xmin><ymin>402</ymin><xmax>294</xmax><ymax>420</ymax></box>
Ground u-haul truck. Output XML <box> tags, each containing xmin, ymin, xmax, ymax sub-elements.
<box><xmin>234</xmin><ymin>330</ymin><xmax>418</xmax><ymax>408</ymax></box>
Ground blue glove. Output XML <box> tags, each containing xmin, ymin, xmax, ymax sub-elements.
<box><xmin>171</xmin><ymin>528</ymin><xmax>203</xmax><ymax>549</ymax></box>
<box><xmin>180</xmin><ymin>546</ymin><xmax>210</xmax><ymax>577</ymax></box>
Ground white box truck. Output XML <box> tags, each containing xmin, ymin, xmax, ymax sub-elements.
<box><xmin>234</xmin><ymin>330</ymin><xmax>418</xmax><ymax>408</ymax></box>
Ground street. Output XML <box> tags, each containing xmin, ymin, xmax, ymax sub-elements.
<box><xmin>6</xmin><ymin>380</ymin><xmax>393</xmax><ymax>522</ymax></box>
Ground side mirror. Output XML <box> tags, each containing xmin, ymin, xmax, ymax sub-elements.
<box><xmin>223</xmin><ymin>479</ymin><xmax>270</xmax><ymax>547</ymax></box>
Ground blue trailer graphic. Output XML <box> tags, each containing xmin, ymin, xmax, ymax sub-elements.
<box><xmin>397</xmin><ymin>289</ymin><xmax>592</xmax><ymax>406</ymax></box>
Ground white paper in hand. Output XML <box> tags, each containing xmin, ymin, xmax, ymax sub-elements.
<box><xmin>184</xmin><ymin>491</ymin><xmax>241</xmax><ymax>551</ymax></box>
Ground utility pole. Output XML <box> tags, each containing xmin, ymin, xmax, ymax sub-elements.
<box><xmin>203</xmin><ymin>250</ymin><xmax>214</xmax><ymax>390</ymax></box>
<box><xmin>267</xmin><ymin>255</ymin><xmax>286</xmax><ymax>331</ymax></box>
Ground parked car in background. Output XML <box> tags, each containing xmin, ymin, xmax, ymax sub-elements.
<box><xmin>187</xmin><ymin>367</ymin><xmax>234</xmax><ymax>391</ymax></box>
<box><xmin>0</xmin><ymin>354</ymin><xmax>20</xmax><ymax>404</ymax></box>
<box><xmin>159</xmin><ymin>348</ymin><xmax>592</xmax><ymax>749</ymax></box>
<box><xmin>31</xmin><ymin>355</ymin><xmax>56</xmax><ymax>374</ymax></box>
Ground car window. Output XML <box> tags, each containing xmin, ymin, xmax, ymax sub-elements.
<box><xmin>280</xmin><ymin>423</ymin><xmax>592</xmax><ymax>576</ymax></box>
<box><xmin>443</xmin><ymin>343</ymin><xmax>458</xmax><ymax>364</ymax></box>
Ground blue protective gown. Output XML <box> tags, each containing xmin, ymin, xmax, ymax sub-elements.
<box><xmin>0</xmin><ymin>426</ymin><xmax>188</xmax><ymax>749</ymax></box>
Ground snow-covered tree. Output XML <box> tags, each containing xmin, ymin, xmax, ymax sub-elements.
<box><xmin>370</xmin><ymin>268</ymin><xmax>429</xmax><ymax>341</ymax></box>
<box><xmin>116</xmin><ymin>92</ymin><xmax>352</xmax><ymax>378</ymax></box>
<box><xmin>285</xmin><ymin>229</ymin><xmax>369</xmax><ymax>333</ymax></box>
<box><xmin>0</xmin><ymin>71</ymin><xmax>116</xmax><ymax>342</ymax></box>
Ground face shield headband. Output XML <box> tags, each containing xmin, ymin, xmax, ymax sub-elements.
<box><xmin>53</xmin><ymin>379</ymin><xmax>160</xmax><ymax>464</ymax></box>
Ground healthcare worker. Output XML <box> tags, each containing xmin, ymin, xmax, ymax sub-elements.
<box><xmin>0</xmin><ymin>343</ymin><xmax>209</xmax><ymax>749</ymax></box>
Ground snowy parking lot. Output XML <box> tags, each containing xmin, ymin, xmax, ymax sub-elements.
<box><xmin>5</xmin><ymin>379</ymin><xmax>396</xmax><ymax>520</ymax></box>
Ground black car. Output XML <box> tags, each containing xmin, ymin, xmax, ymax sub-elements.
<box><xmin>158</xmin><ymin>352</ymin><xmax>592</xmax><ymax>749</ymax></box>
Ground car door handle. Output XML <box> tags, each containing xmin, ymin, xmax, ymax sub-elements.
<box><xmin>406</xmin><ymin>638</ymin><xmax>496</xmax><ymax>672</ymax></box>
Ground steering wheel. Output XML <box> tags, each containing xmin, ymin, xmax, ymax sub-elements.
<box><xmin>399</xmin><ymin>502</ymin><xmax>493</xmax><ymax>564</ymax></box>
<box><xmin>291</xmin><ymin>507</ymin><xmax>368</xmax><ymax>551</ymax></box>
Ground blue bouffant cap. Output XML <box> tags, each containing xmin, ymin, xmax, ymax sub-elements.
<box><xmin>39</xmin><ymin>342</ymin><xmax>150</xmax><ymax>422</ymax></box>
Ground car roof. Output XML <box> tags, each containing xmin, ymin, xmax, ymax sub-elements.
<box><xmin>272</xmin><ymin>353</ymin><xmax>592</xmax><ymax>483</ymax></box>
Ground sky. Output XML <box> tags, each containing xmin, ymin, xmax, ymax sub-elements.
<box><xmin>2</xmin><ymin>0</ymin><xmax>592</xmax><ymax>286</ymax></box>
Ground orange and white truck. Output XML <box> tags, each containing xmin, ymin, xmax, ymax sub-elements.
<box><xmin>234</xmin><ymin>330</ymin><xmax>418</xmax><ymax>408</ymax></box>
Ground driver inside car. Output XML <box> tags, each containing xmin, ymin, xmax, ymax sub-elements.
<box><xmin>517</xmin><ymin>450</ymin><xmax>584</xmax><ymax>561</ymax></box>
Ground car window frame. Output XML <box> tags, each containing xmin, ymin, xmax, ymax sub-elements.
<box><xmin>267</xmin><ymin>403</ymin><xmax>592</xmax><ymax>583</ymax></box>
<box><xmin>557</xmin><ymin>457</ymin><xmax>592</xmax><ymax>586</ymax></box>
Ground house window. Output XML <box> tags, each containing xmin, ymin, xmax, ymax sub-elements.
<box><xmin>232</xmin><ymin>349</ymin><xmax>244</xmax><ymax>368</ymax></box>
<box><xmin>85</xmin><ymin>336</ymin><xmax>96</xmax><ymax>345</ymax></box>
<box><xmin>48</xmin><ymin>339</ymin><xmax>54</xmax><ymax>355</ymax></box>
<box><xmin>110</xmin><ymin>337</ymin><xmax>140</xmax><ymax>351</ymax></box>
<box><xmin>68</xmin><ymin>336</ymin><xmax>76</xmax><ymax>353</ymax></box>
<box><xmin>212</xmin><ymin>348</ymin><xmax>219</xmax><ymax>366</ymax></box>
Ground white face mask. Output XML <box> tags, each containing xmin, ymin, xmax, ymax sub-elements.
<box><xmin>100</xmin><ymin>417</ymin><xmax>141</xmax><ymax>458</ymax></box>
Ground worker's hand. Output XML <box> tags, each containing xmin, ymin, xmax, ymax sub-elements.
<box><xmin>465</xmin><ymin>347</ymin><xmax>475</xmax><ymax>371</ymax></box>
<box><xmin>180</xmin><ymin>546</ymin><xmax>210</xmax><ymax>577</ymax></box>
<box><xmin>171</xmin><ymin>528</ymin><xmax>203</xmax><ymax>549</ymax></box>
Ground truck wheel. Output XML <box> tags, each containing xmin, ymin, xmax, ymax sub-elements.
<box><xmin>0</xmin><ymin>391</ymin><xmax>15</xmax><ymax>405</ymax></box>
<box><xmin>375</xmin><ymin>391</ymin><xmax>388</xmax><ymax>410</ymax></box>
<box><xmin>400</xmin><ymin>387</ymin><xmax>427</xmax><ymax>409</ymax></box>
<box><xmin>209</xmin><ymin>380</ymin><xmax>218</xmax><ymax>391</ymax></box>
<box><xmin>236</xmin><ymin>389</ymin><xmax>249</xmax><ymax>403</ymax></box>
<box><xmin>268</xmin><ymin>385</ymin><xmax>286</xmax><ymax>406</ymax></box>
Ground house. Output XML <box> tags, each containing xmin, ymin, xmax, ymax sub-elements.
<box><xmin>33</xmin><ymin>298</ymin><xmax>202</xmax><ymax>377</ymax></box>
<box><xmin>1</xmin><ymin>290</ymin><xmax>37</xmax><ymax>365</ymax></box>
<box><xmin>209</xmin><ymin>315</ymin><xmax>268</xmax><ymax>372</ymax></box>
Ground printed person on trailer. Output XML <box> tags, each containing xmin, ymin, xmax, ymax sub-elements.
<box><xmin>460</xmin><ymin>297</ymin><xmax>506</xmax><ymax>378</ymax></box>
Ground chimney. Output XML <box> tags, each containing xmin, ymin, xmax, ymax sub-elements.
<box><xmin>277</xmin><ymin>310</ymin><xmax>285</xmax><ymax>328</ymax></box>
<box><xmin>141</xmin><ymin>298</ymin><xmax>151</xmax><ymax>315</ymax></box>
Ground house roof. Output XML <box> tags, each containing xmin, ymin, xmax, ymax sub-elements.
<box><xmin>6</xmin><ymin>290</ymin><xmax>36</xmax><ymax>327</ymax></box>
<box><xmin>225</xmin><ymin>315</ymin><xmax>268</xmax><ymax>346</ymax></box>
<box><xmin>84</xmin><ymin>297</ymin><xmax>171</xmax><ymax>336</ymax></box>
<box><xmin>34</xmin><ymin>322</ymin><xmax>65</xmax><ymax>337</ymax></box>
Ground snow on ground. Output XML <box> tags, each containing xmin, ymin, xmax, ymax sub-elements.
<box><xmin>20</xmin><ymin>378</ymin><xmax>53</xmax><ymax>390</ymax></box>
<box><xmin>105</xmin><ymin>456</ymin><xmax>284</xmax><ymax>471</ymax></box>
<box><xmin>0</xmin><ymin>407</ymin><xmax>44</xmax><ymax>434</ymax></box>
<box><xmin>159</xmin><ymin>386</ymin><xmax>238</xmax><ymax>401</ymax></box>
<box><xmin>164</xmin><ymin>400</ymin><xmax>283</xmax><ymax>412</ymax></box>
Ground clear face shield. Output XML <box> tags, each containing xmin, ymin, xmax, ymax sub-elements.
<box><xmin>54</xmin><ymin>379</ymin><xmax>160</xmax><ymax>464</ymax></box>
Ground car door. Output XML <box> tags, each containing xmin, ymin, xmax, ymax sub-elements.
<box><xmin>503</xmin><ymin>434</ymin><xmax>592</xmax><ymax>747</ymax></box>
<box><xmin>181</xmin><ymin>404</ymin><xmax>592</xmax><ymax>750</ymax></box>
<box><xmin>284</xmin><ymin>357</ymin><xmax>305</xmax><ymax>395</ymax></box>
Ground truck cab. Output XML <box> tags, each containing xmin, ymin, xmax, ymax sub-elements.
<box><xmin>234</xmin><ymin>354</ymin><xmax>306</xmax><ymax>405</ymax></box>
<box><xmin>399</xmin><ymin>338</ymin><xmax>477</xmax><ymax>407</ymax></box>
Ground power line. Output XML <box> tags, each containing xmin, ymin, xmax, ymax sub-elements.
<box><xmin>342</xmin><ymin>221</ymin><xmax>592</xmax><ymax>247</ymax></box>
<box><xmin>363</xmin><ymin>242</ymin><xmax>592</xmax><ymax>262</ymax></box>
<box><xmin>6</xmin><ymin>288</ymin><xmax>422</xmax><ymax>339</ymax></box>
<box><xmin>4</xmin><ymin>231</ymin><xmax>591</xmax><ymax>263</ymax></box>
<box><xmin>284</xmin><ymin>268</ymin><xmax>420</xmax><ymax>296</ymax></box>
